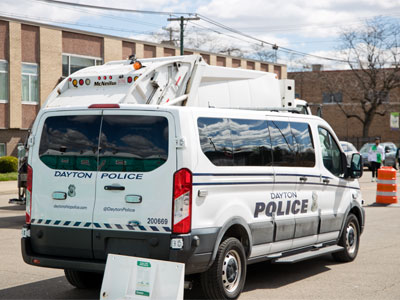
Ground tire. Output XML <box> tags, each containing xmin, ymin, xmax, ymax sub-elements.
<box><xmin>332</xmin><ymin>213</ymin><xmax>360</xmax><ymax>262</ymax></box>
<box><xmin>64</xmin><ymin>269</ymin><xmax>103</xmax><ymax>289</ymax></box>
<box><xmin>200</xmin><ymin>237</ymin><xmax>247</xmax><ymax>299</ymax></box>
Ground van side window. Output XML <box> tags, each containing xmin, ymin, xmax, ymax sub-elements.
<box><xmin>291</xmin><ymin>122</ymin><xmax>315</xmax><ymax>167</ymax></box>
<box><xmin>268</xmin><ymin>121</ymin><xmax>296</xmax><ymax>166</ymax></box>
<box><xmin>231</xmin><ymin>119</ymin><xmax>273</xmax><ymax>166</ymax></box>
<box><xmin>39</xmin><ymin>115</ymin><xmax>101</xmax><ymax>171</ymax></box>
<box><xmin>318</xmin><ymin>127</ymin><xmax>342</xmax><ymax>176</ymax></box>
<box><xmin>99</xmin><ymin>116</ymin><xmax>169</xmax><ymax>172</ymax></box>
<box><xmin>198</xmin><ymin>118</ymin><xmax>234</xmax><ymax>166</ymax></box>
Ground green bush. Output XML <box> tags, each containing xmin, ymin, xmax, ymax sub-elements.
<box><xmin>0</xmin><ymin>156</ymin><xmax>18</xmax><ymax>173</ymax></box>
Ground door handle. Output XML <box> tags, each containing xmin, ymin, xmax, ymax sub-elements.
<box><xmin>299</xmin><ymin>176</ymin><xmax>308</xmax><ymax>182</ymax></box>
<box><xmin>323</xmin><ymin>178</ymin><xmax>330</xmax><ymax>184</ymax></box>
<box><xmin>104</xmin><ymin>185</ymin><xmax>125</xmax><ymax>191</ymax></box>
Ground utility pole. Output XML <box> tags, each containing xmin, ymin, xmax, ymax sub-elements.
<box><xmin>167</xmin><ymin>16</ymin><xmax>200</xmax><ymax>55</ymax></box>
<box><xmin>161</xmin><ymin>26</ymin><xmax>180</xmax><ymax>46</ymax></box>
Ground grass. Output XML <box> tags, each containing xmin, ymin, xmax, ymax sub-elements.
<box><xmin>0</xmin><ymin>172</ymin><xmax>18</xmax><ymax>181</ymax></box>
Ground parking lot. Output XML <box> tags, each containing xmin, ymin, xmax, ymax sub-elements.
<box><xmin>0</xmin><ymin>171</ymin><xmax>399</xmax><ymax>300</ymax></box>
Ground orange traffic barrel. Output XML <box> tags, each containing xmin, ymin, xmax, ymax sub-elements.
<box><xmin>376</xmin><ymin>166</ymin><xmax>398</xmax><ymax>204</ymax></box>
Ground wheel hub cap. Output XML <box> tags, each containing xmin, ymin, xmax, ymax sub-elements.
<box><xmin>346</xmin><ymin>223</ymin><xmax>357</xmax><ymax>255</ymax></box>
<box><xmin>226</xmin><ymin>258</ymin><xmax>238</xmax><ymax>283</ymax></box>
<box><xmin>222</xmin><ymin>250</ymin><xmax>242</xmax><ymax>293</ymax></box>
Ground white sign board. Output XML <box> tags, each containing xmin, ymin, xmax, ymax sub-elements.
<box><xmin>100</xmin><ymin>254</ymin><xmax>185</xmax><ymax>300</ymax></box>
<box><xmin>390</xmin><ymin>112</ymin><xmax>399</xmax><ymax>130</ymax></box>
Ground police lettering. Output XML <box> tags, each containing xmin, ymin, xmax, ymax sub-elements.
<box><xmin>100</xmin><ymin>173</ymin><xmax>143</xmax><ymax>180</ymax></box>
<box><xmin>254</xmin><ymin>199</ymin><xmax>308</xmax><ymax>218</ymax></box>
<box><xmin>54</xmin><ymin>171</ymin><xmax>92</xmax><ymax>179</ymax></box>
<box><xmin>54</xmin><ymin>171</ymin><xmax>143</xmax><ymax>180</ymax></box>
<box><xmin>270</xmin><ymin>192</ymin><xmax>297</xmax><ymax>199</ymax></box>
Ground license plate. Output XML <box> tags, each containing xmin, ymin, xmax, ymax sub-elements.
<box><xmin>21</xmin><ymin>227</ymin><xmax>30</xmax><ymax>238</ymax></box>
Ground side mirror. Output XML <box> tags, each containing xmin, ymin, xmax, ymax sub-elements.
<box><xmin>349</xmin><ymin>153</ymin><xmax>363</xmax><ymax>178</ymax></box>
<box><xmin>17</xmin><ymin>146</ymin><xmax>26</xmax><ymax>159</ymax></box>
<box><xmin>385</xmin><ymin>147</ymin><xmax>390</xmax><ymax>153</ymax></box>
<box><xmin>316</xmin><ymin>106</ymin><xmax>323</xmax><ymax>118</ymax></box>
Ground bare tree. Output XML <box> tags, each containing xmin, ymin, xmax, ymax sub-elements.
<box><xmin>251</xmin><ymin>44</ymin><xmax>276</xmax><ymax>62</ymax></box>
<box><xmin>334</xmin><ymin>17</ymin><xmax>400</xmax><ymax>137</ymax></box>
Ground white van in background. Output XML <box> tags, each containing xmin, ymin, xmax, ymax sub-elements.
<box><xmin>22</xmin><ymin>103</ymin><xmax>364</xmax><ymax>299</ymax></box>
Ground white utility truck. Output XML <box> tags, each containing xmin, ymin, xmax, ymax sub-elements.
<box><xmin>42</xmin><ymin>55</ymin><xmax>310</xmax><ymax>113</ymax></box>
<box><xmin>21</xmin><ymin>55</ymin><xmax>363</xmax><ymax>299</ymax></box>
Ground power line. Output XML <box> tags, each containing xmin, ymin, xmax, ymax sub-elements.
<box><xmin>0</xmin><ymin>12</ymin><xmax>155</xmax><ymax>35</ymax></box>
<box><xmin>29</xmin><ymin>0</ymin><xmax>274</xmax><ymax>57</ymax></box>
<box><xmin>31</xmin><ymin>0</ymin><xmax>164</xmax><ymax>28</ymax></box>
<box><xmin>34</xmin><ymin>0</ymin><xmax>194</xmax><ymax>16</ymax></box>
<box><xmin>26</xmin><ymin>0</ymin><xmax>353</xmax><ymax>63</ymax></box>
<box><xmin>196</xmin><ymin>14</ymin><xmax>350</xmax><ymax>62</ymax></box>
<box><xmin>219</xmin><ymin>13</ymin><xmax>400</xmax><ymax>33</ymax></box>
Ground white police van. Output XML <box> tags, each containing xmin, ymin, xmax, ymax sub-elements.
<box><xmin>21</xmin><ymin>57</ymin><xmax>364</xmax><ymax>300</ymax></box>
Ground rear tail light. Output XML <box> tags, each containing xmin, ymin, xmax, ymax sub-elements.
<box><xmin>26</xmin><ymin>165</ymin><xmax>33</xmax><ymax>224</ymax></box>
<box><xmin>172</xmin><ymin>168</ymin><xmax>192</xmax><ymax>234</ymax></box>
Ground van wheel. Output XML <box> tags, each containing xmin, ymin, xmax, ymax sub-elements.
<box><xmin>332</xmin><ymin>213</ymin><xmax>360</xmax><ymax>262</ymax></box>
<box><xmin>64</xmin><ymin>269</ymin><xmax>103</xmax><ymax>289</ymax></box>
<box><xmin>200</xmin><ymin>237</ymin><xmax>247</xmax><ymax>299</ymax></box>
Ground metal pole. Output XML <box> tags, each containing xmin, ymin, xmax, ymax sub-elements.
<box><xmin>180</xmin><ymin>16</ymin><xmax>184</xmax><ymax>55</ymax></box>
<box><xmin>167</xmin><ymin>16</ymin><xmax>200</xmax><ymax>56</ymax></box>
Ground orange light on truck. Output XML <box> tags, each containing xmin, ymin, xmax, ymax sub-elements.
<box><xmin>133</xmin><ymin>61</ymin><xmax>142</xmax><ymax>70</ymax></box>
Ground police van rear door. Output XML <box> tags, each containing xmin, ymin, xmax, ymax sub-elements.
<box><xmin>32</xmin><ymin>111</ymin><xmax>102</xmax><ymax>259</ymax></box>
<box><xmin>92</xmin><ymin>110</ymin><xmax>176</xmax><ymax>260</ymax></box>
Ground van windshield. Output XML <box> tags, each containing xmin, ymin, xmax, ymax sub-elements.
<box><xmin>39</xmin><ymin>115</ymin><xmax>169</xmax><ymax>172</ymax></box>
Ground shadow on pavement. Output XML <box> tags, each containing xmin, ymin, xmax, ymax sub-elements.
<box><xmin>185</xmin><ymin>254</ymin><xmax>336</xmax><ymax>299</ymax></box>
<box><xmin>0</xmin><ymin>256</ymin><xmax>338</xmax><ymax>299</ymax></box>
<box><xmin>0</xmin><ymin>274</ymin><xmax>207</xmax><ymax>300</ymax></box>
<box><xmin>243</xmin><ymin>255</ymin><xmax>334</xmax><ymax>293</ymax></box>
<box><xmin>0</xmin><ymin>215</ymin><xmax>26</xmax><ymax>229</ymax></box>
<box><xmin>0</xmin><ymin>205</ymin><xmax>25</xmax><ymax>211</ymax></box>
<box><xmin>0</xmin><ymin>276</ymin><xmax>99</xmax><ymax>299</ymax></box>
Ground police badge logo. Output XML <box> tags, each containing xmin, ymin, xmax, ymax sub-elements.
<box><xmin>68</xmin><ymin>184</ymin><xmax>76</xmax><ymax>197</ymax></box>
<box><xmin>311</xmin><ymin>192</ymin><xmax>318</xmax><ymax>212</ymax></box>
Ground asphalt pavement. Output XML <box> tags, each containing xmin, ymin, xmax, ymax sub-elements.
<box><xmin>0</xmin><ymin>171</ymin><xmax>399</xmax><ymax>299</ymax></box>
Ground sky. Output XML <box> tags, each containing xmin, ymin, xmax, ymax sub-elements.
<box><xmin>1</xmin><ymin>0</ymin><xmax>400</xmax><ymax>70</ymax></box>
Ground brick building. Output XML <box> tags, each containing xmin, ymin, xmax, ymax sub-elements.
<box><xmin>289</xmin><ymin>68</ymin><xmax>400</xmax><ymax>148</ymax></box>
<box><xmin>0</xmin><ymin>16</ymin><xmax>287</xmax><ymax>157</ymax></box>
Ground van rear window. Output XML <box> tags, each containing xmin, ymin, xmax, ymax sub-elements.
<box><xmin>39</xmin><ymin>116</ymin><xmax>101</xmax><ymax>171</ymax></box>
<box><xmin>39</xmin><ymin>115</ymin><xmax>169</xmax><ymax>172</ymax></box>
<box><xmin>98</xmin><ymin>115</ymin><xmax>169</xmax><ymax>172</ymax></box>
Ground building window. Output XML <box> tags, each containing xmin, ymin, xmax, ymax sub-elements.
<box><xmin>0</xmin><ymin>60</ymin><xmax>8</xmax><ymax>102</ymax></box>
<box><xmin>322</xmin><ymin>92</ymin><xmax>342</xmax><ymax>104</ymax></box>
<box><xmin>62</xmin><ymin>54</ymin><xmax>102</xmax><ymax>77</ymax></box>
<box><xmin>232</xmin><ymin>59</ymin><xmax>241</xmax><ymax>68</ymax></box>
<box><xmin>22</xmin><ymin>63</ymin><xmax>39</xmax><ymax>103</ymax></box>
<box><xmin>368</xmin><ymin>90</ymin><xmax>389</xmax><ymax>103</ymax></box>
<box><xmin>0</xmin><ymin>143</ymin><xmax>5</xmax><ymax>157</ymax></box>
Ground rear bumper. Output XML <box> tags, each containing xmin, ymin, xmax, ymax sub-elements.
<box><xmin>21</xmin><ymin>237</ymin><xmax>106</xmax><ymax>272</ymax></box>
<box><xmin>21</xmin><ymin>226</ymin><xmax>219</xmax><ymax>275</ymax></box>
